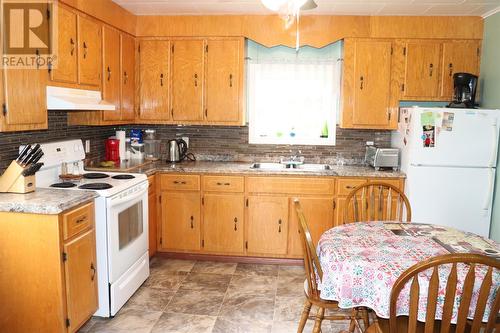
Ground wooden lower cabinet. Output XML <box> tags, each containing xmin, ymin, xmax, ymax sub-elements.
<box><xmin>0</xmin><ymin>202</ymin><xmax>97</xmax><ymax>333</ymax></box>
<box><xmin>161</xmin><ymin>191</ymin><xmax>201</xmax><ymax>251</ymax></box>
<box><xmin>288</xmin><ymin>197</ymin><xmax>335</xmax><ymax>258</ymax></box>
<box><xmin>156</xmin><ymin>174</ymin><xmax>404</xmax><ymax>259</ymax></box>
<box><xmin>203</xmin><ymin>194</ymin><xmax>244</xmax><ymax>254</ymax></box>
<box><xmin>148</xmin><ymin>175</ymin><xmax>157</xmax><ymax>257</ymax></box>
<box><xmin>246</xmin><ymin>196</ymin><xmax>289</xmax><ymax>256</ymax></box>
<box><xmin>63</xmin><ymin>229</ymin><xmax>98</xmax><ymax>332</ymax></box>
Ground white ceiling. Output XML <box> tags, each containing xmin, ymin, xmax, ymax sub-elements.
<box><xmin>112</xmin><ymin>0</ymin><xmax>500</xmax><ymax>17</ymax></box>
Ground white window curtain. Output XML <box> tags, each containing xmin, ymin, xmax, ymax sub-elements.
<box><xmin>247</xmin><ymin>42</ymin><xmax>341</xmax><ymax>146</ymax></box>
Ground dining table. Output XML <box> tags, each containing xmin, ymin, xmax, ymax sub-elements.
<box><xmin>316</xmin><ymin>221</ymin><xmax>500</xmax><ymax>325</ymax></box>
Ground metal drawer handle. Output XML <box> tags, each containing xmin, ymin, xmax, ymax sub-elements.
<box><xmin>107</xmin><ymin>66</ymin><xmax>111</xmax><ymax>81</ymax></box>
<box><xmin>70</xmin><ymin>38</ymin><xmax>75</xmax><ymax>56</ymax></box>
<box><xmin>173</xmin><ymin>180</ymin><xmax>187</xmax><ymax>185</ymax></box>
<box><xmin>429</xmin><ymin>63</ymin><xmax>434</xmax><ymax>77</ymax></box>
<box><xmin>124</xmin><ymin>71</ymin><xmax>128</xmax><ymax>84</ymax></box>
<box><xmin>194</xmin><ymin>73</ymin><xmax>198</xmax><ymax>87</ymax></box>
<box><xmin>360</xmin><ymin>76</ymin><xmax>364</xmax><ymax>90</ymax></box>
<box><xmin>229</xmin><ymin>74</ymin><xmax>233</xmax><ymax>87</ymax></box>
<box><xmin>216</xmin><ymin>182</ymin><xmax>231</xmax><ymax>186</ymax></box>
<box><xmin>76</xmin><ymin>215</ymin><xmax>87</xmax><ymax>224</ymax></box>
<box><xmin>448</xmin><ymin>63</ymin><xmax>453</xmax><ymax>77</ymax></box>
<box><xmin>278</xmin><ymin>219</ymin><xmax>282</xmax><ymax>233</ymax></box>
<box><xmin>90</xmin><ymin>263</ymin><xmax>96</xmax><ymax>281</ymax></box>
<box><xmin>234</xmin><ymin>217</ymin><xmax>238</xmax><ymax>231</ymax></box>
<box><xmin>160</xmin><ymin>73</ymin><xmax>164</xmax><ymax>86</ymax></box>
<box><xmin>346</xmin><ymin>185</ymin><xmax>357</xmax><ymax>189</ymax></box>
<box><xmin>190</xmin><ymin>215</ymin><xmax>194</xmax><ymax>229</ymax></box>
<box><xmin>83</xmin><ymin>41</ymin><xmax>88</xmax><ymax>59</ymax></box>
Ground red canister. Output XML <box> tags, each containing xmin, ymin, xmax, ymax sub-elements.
<box><xmin>105</xmin><ymin>138</ymin><xmax>120</xmax><ymax>163</ymax></box>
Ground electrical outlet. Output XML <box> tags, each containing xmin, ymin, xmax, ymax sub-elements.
<box><xmin>85</xmin><ymin>139</ymin><xmax>91</xmax><ymax>153</ymax></box>
<box><xmin>366</xmin><ymin>141</ymin><xmax>374</xmax><ymax>146</ymax></box>
<box><xmin>182</xmin><ymin>136</ymin><xmax>189</xmax><ymax>148</ymax></box>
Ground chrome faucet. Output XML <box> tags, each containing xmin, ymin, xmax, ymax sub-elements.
<box><xmin>280</xmin><ymin>150</ymin><xmax>305</xmax><ymax>167</ymax></box>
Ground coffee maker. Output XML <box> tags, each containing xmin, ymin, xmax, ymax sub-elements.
<box><xmin>448</xmin><ymin>72</ymin><xmax>478</xmax><ymax>108</ymax></box>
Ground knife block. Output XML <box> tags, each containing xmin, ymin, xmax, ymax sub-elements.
<box><xmin>0</xmin><ymin>161</ymin><xmax>36</xmax><ymax>194</ymax></box>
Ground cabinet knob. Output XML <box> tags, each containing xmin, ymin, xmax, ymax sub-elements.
<box><xmin>278</xmin><ymin>219</ymin><xmax>282</xmax><ymax>233</ymax></box>
<box><xmin>190</xmin><ymin>215</ymin><xmax>194</xmax><ymax>229</ymax></box>
<box><xmin>83</xmin><ymin>41</ymin><xmax>88</xmax><ymax>59</ymax></box>
<box><xmin>70</xmin><ymin>38</ymin><xmax>75</xmax><ymax>56</ymax></box>
<box><xmin>234</xmin><ymin>217</ymin><xmax>238</xmax><ymax>231</ymax></box>
<box><xmin>90</xmin><ymin>263</ymin><xmax>96</xmax><ymax>281</ymax></box>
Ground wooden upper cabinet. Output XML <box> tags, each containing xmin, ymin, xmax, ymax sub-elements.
<box><xmin>121</xmin><ymin>34</ymin><xmax>136</xmax><ymax>121</ymax></box>
<box><xmin>402</xmin><ymin>41</ymin><xmax>442</xmax><ymax>99</ymax></box>
<box><xmin>205</xmin><ymin>38</ymin><xmax>244</xmax><ymax>124</ymax></box>
<box><xmin>203</xmin><ymin>194</ymin><xmax>244</xmax><ymax>254</ymax></box>
<box><xmin>51</xmin><ymin>5</ymin><xmax>78</xmax><ymax>84</ymax></box>
<box><xmin>161</xmin><ymin>191</ymin><xmax>201</xmax><ymax>251</ymax></box>
<box><xmin>139</xmin><ymin>40</ymin><xmax>170</xmax><ymax>121</ymax></box>
<box><xmin>102</xmin><ymin>26</ymin><xmax>121</xmax><ymax>121</ymax></box>
<box><xmin>440</xmin><ymin>40</ymin><xmax>481</xmax><ymax>99</ymax></box>
<box><xmin>342</xmin><ymin>39</ymin><xmax>394</xmax><ymax>129</ymax></box>
<box><xmin>288</xmin><ymin>197</ymin><xmax>334</xmax><ymax>258</ymax></box>
<box><xmin>78</xmin><ymin>15</ymin><xmax>101</xmax><ymax>87</ymax></box>
<box><xmin>171</xmin><ymin>40</ymin><xmax>205</xmax><ymax>122</ymax></box>
<box><xmin>2</xmin><ymin>69</ymin><xmax>48</xmax><ymax>131</ymax></box>
<box><xmin>247</xmin><ymin>196</ymin><xmax>289</xmax><ymax>256</ymax></box>
<box><xmin>63</xmin><ymin>229</ymin><xmax>98</xmax><ymax>332</ymax></box>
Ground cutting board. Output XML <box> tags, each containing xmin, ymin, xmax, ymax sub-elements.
<box><xmin>86</xmin><ymin>160</ymin><xmax>153</xmax><ymax>172</ymax></box>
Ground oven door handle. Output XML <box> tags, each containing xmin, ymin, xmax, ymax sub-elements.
<box><xmin>110</xmin><ymin>187</ymin><xmax>148</xmax><ymax>207</ymax></box>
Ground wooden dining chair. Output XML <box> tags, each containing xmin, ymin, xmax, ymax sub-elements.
<box><xmin>343</xmin><ymin>182</ymin><xmax>411</xmax><ymax>223</ymax></box>
<box><xmin>366</xmin><ymin>253</ymin><xmax>500</xmax><ymax>333</ymax></box>
<box><xmin>294</xmin><ymin>199</ymin><xmax>369</xmax><ymax>333</ymax></box>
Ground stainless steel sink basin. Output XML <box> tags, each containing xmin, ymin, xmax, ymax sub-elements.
<box><xmin>250</xmin><ymin>162</ymin><xmax>333</xmax><ymax>172</ymax></box>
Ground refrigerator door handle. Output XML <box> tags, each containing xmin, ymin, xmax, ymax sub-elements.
<box><xmin>483</xmin><ymin>168</ymin><xmax>494</xmax><ymax>211</ymax></box>
<box><xmin>489</xmin><ymin>120</ymin><xmax>498</xmax><ymax>168</ymax></box>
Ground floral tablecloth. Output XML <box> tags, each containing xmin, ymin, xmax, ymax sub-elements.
<box><xmin>317</xmin><ymin>222</ymin><xmax>500</xmax><ymax>322</ymax></box>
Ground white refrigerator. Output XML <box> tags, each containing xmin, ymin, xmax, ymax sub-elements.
<box><xmin>392</xmin><ymin>107</ymin><xmax>500</xmax><ymax>237</ymax></box>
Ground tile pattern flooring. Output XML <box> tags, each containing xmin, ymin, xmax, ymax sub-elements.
<box><xmin>79</xmin><ymin>258</ymin><xmax>353</xmax><ymax>333</ymax></box>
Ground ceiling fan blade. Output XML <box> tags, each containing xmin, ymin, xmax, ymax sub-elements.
<box><xmin>301</xmin><ymin>0</ymin><xmax>318</xmax><ymax>10</ymax></box>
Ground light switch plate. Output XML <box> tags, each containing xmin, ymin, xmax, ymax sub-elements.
<box><xmin>182</xmin><ymin>136</ymin><xmax>189</xmax><ymax>148</ymax></box>
<box><xmin>85</xmin><ymin>140</ymin><xmax>91</xmax><ymax>153</ymax></box>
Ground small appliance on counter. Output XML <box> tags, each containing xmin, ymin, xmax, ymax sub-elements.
<box><xmin>0</xmin><ymin>144</ymin><xmax>44</xmax><ymax>194</ymax></box>
<box><xmin>365</xmin><ymin>146</ymin><xmax>400</xmax><ymax>171</ymax></box>
<box><xmin>448</xmin><ymin>72</ymin><xmax>478</xmax><ymax>108</ymax></box>
<box><xmin>167</xmin><ymin>138</ymin><xmax>195</xmax><ymax>162</ymax></box>
<box><xmin>143</xmin><ymin>129</ymin><xmax>161</xmax><ymax>161</ymax></box>
<box><xmin>105</xmin><ymin>138</ymin><xmax>120</xmax><ymax>164</ymax></box>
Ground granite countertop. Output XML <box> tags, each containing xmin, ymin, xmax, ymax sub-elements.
<box><xmin>131</xmin><ymin>161</ymin><xmax>406</xmax><ymax>178</ymax></box>
<box><xmin>0</xmin><ymin>188</ymin><xmax>97</xmax><ymax>215</ymax></box>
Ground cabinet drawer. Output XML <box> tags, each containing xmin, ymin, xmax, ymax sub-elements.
<box><xmin>247</xmin><ymin>177</ymin><xmax>335</xmax><ymax>195</ymax></box>
<box><xmin>370</xmin><ymin>178</ymin><xmax>403</xmax><ymax>190</ymax></box>
<box><xmin>336</xmin><ymin>178</ymin><xmax>368</xmax><ymax>196</ymax></box>
<box><xmin>160</xmin><ymin>174</ymin><xmax>200</xmax><ymax>191</ymax></box>
<box><xmin>203</xmin><ymin>176</ymin><xmax>244</xmax><ymax>193</ymax></box>
<box><xmin>62</xmin><ymin>202</ymin><xmax>94</xmax><ymax>240</ymax></box>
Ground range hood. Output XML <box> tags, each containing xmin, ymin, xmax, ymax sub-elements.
<box><xmin>46</xmin><ymin>86</ymin><xmax>116</xmax><ymax>111</ymax></box>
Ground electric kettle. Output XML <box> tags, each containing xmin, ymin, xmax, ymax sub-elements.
<box><xmin>167</xmin><ymin>139</ymin><xmax>189</xmax><ymax>162</ymax></box>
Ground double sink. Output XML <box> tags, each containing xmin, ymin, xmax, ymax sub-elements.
<box><xmin>250</xmin><ymin>162</ymin><xmax>336</xmax><ymax>173</ymax></box>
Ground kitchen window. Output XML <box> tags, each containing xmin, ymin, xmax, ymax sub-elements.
<box><xmin>248</xmin><ymin>40</ymin><xmax>341</xmax><ymax>145</ymax></box>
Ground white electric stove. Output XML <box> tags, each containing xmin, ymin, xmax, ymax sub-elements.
<box><xmin>33</xmin><ymin>139</ymin><xmax>149</xmax><ymax>317</ymax></box>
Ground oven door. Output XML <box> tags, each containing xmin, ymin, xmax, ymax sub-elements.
<box><xmin>106</xmin><ymin>181</ymin><xmax>149</xmax><ymax>283</ymax></box>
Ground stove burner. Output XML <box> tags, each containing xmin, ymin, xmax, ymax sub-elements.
<box><xmin>79</xmin><ymin>183</ymin><xmax>113</xmax><ymax>190</ymax></box>
<box><xmin>112</xmin><ymin>174</ymin><xmax>135</xmax><ymax>180</ymax></box>
<box><xmin>50</xmin><ymin>182</ymin><xmax>77</xmax><ymax>188</ymax></box>
<box><xmin>83</xmin><ymin>173</ymin><xmax>110</xmax><ymax>179</ymax></box>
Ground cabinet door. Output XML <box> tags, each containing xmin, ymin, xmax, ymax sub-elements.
<box><xmin>121</xmin><ymin>34</ymin><xmax>136</xmax><ymax>121</ymax></box>
<box><xmin>139</xmin><ymin>41</ymin><xmax>170</xmax><ymax>120</ymax></box>
<box><xmin>171</xmin><ymin>40</ymin><xmax>204</xmax><ymax>121</ymax></box>
<box><xmin>205</xmin><ymin>39</ymin><xmax>242</xmax><ymax>123</ymax></box>
<box><xmin>161</xmin><ymin>192</ymin><xmax>201</xmax><ymax>251</ymax></box>
<box><xmin>440</xmin><ymin>41</ymin><xmax>481</xmax><ymax>99</ymax></box>
<box><xmin>63</xmin><ymin>229</ymin><xmax>98</xmax><ymax>332</ymax></box>
<box><xmin>78</xmin><ymin>15</ymin><xmax>101</xmax><ymax>86</ymax></box>
<box><xmin>247</xmin><ymin>196</ymin><xmax>288</xmax><ymax>255</ymax></box>
<box><xmin>403</xmin><ymin>42</ymin><xmax>441</xmax><ymax>98</ymax></box>
<box><xmin>102</xmin><ymin>26</ymin><xmax>121</xmax><ymax>121</ymax></box>
<box><xmin>2</xmin><ymin>68</ymin><xmax>47</xmax><ymax>128</ymax></box>
<box><xmin>203</xmin><ymin>194</ymin><xmax>244</xmax><ymax>254</ymax></box>
<box><xmin>51</xmin><ymin>5</ymin><xmax>77</xmax><ymax>83</ymax></box>
<box><xmin>148</xmin><ymin>192</ymin><xmax>157</xmax><ymax>257</ymax></box>
<box><xmin>288</xmin><ymin>197</ymin><xmax>335</xmax><ymax>257</ymax></box>
<box><xmin>353</xmin><ymin>40</ymin><xmax>393</xmax><ymax>127</ymax></box>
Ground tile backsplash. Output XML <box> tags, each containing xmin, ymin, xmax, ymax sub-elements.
<box><xmin>0</xmin><ymin>112</ymin><xmax>391</xmax><ymax>173</ymax></box>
